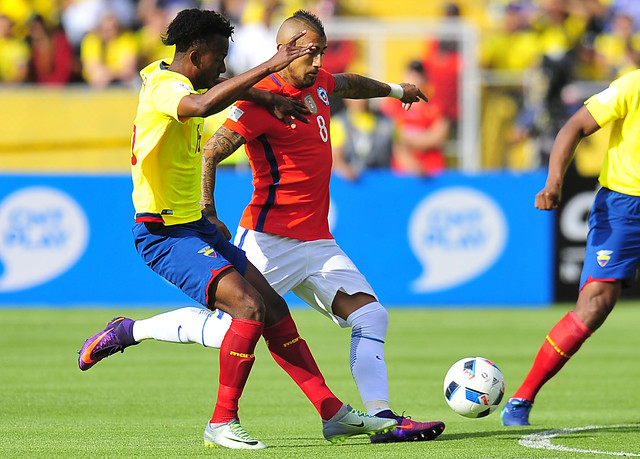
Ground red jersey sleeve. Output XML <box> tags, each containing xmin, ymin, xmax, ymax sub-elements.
<box><xmin>222</xmin><ymin>101</ymin><xmax>271</xmax><ymax>142</ymax></box>
<box><xmin>222</xmin><ymin>74</ymin><xmax>290</xmax><ymax>141</ymax></box>
<box><xmin>325</xmin><ymin>70</ymin><xmax>336</xmax><ymax>94</ymax></box>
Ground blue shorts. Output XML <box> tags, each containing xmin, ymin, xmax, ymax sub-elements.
<box><xmin>580</xmin><ymin>187</ymin><xmax>640</xmax><ymax>290</ymax></box>
<box><xmin>132</xmin><ymin>215</ymin><xmax>248</xmax><ymax>307</ymax></box>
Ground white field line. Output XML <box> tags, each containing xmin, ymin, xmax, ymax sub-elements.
<box><xmin>519</xmin><ymin>424</ymin><xmax>640</xmax><ymax>456</ymax></box>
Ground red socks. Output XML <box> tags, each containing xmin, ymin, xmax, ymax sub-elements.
<box><xmin>210</xmin><ymin>314</ymin><xmax>343</xmax><ymax>423</ymax></box>
<box><xmin>211</xmin><ymin>318</ymin><xmax>264</xmax><ymax>423</ymax></box>
<box><xmin>513</xmin><ymin>311</ymin><xmax>592</xmax><ymax>402</ymax></box>
<box><xmin>263</xmin><ymin>314</ymin><xmax>343</xmax><ymax>420</ymax></box>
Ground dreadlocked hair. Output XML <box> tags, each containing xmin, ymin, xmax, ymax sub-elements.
<box><xmin>162</xmin><ymin>9</ymin><xmax>234</xmax><ymax>53</ymax></box>
<box><xmin>292</xmin><ymin>10</ymin><xmax>325</xmax><ymax>37</ymax></box>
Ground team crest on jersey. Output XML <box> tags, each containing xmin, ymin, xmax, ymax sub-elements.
<box><xmin>228</xmin><ymin>105</ymin><xmax>244</xmax><ymax>122</ymax></box>
<box><xmin>303</xmin><ymin>94</ymin><xmax>318</xmax><ymax>114</ymax></box>
<box><xmin>596</xmin><ymin>250</ymin><xmax>613</xmax><ymax>267</ymax></box>
<box><xmin>317</xmin><ymin>87</ymin><xmax>330</xmax><ymax>105</ymax></box>
<box><xmin>198</xmin><ymin>245</ymin><xmax>217</xmax><ymax>258</ymax></box>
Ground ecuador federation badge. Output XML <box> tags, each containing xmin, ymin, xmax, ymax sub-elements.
<box><xmin>596</xmin><ymin>250</ymin><xmax>612</xmax><ymax>267</ymax></box>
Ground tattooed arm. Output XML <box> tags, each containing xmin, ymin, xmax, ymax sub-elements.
<box><xmin>332</xmin><ymin>73</ymin><xmax>428</xmax><ymax>109</ymax></box>
<box><xmin>200</xmin><ymin>126</ymin><xmax>248</xmax><ymax>240</ymax></box>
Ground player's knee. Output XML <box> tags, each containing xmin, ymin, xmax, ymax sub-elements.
<box><xmin>238</xmin><ymin>289</ymin><xmax>266</xmax><ymax>322</ymax></box>
<box><xmin>208</xmin><ymin>270</ymin><xmax>266</xmax><ymax>321</ymax></box>
<box><xmin>577</xmin><ymin>282</ymin><xmax>619</xmax><ymax>329</ymax></box>
<box><xmin>271</xmin><ymin>294</ymin><xmax>288</xmax><ymax>314</ymax></box>
<box><xmin>262</xmin><ymin>294</ymin><xmax>289</xmax><ymax>326</ymax></box>
<box><xmin>215</xmin><ymin>286</ymin><xmax>265</xmax><ymax>322</ymax></box>
<box><xmin>346</xmin><ymin>302</ymin><xmax>389</xmax><ymax>339</ymax></box>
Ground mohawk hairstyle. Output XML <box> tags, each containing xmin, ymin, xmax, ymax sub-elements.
<box><xmin>162</xmin><ymin>9</ymin><xmax>234</xmax><ymax>53</ymax></box>
<box><xmin>292</xmin><ymin>10</ymin><xmax>325</xmax><ymax>37</ymax></box>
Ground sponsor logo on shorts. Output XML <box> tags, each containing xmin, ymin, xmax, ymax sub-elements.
<box><xmin>198</xmin><ymin>245</ymin><xmax>217</xmax><ymax>257</ymax></box>
<box><xmin>596</xmin><ymin>250</ymin><xmax>613</xmax><ymax>267</ymax></box>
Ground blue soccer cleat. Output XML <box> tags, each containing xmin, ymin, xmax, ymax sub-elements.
<box><xmin>501</xmin><ymin>398</ymin><xmax>533</xmax><ymax>426</ymax></box>
<box><xmin>78</xmin><ymin>317</ymin><xmax>137</xmax><ymax>371</ymax></box>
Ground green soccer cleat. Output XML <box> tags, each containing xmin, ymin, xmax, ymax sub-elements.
<box><xmin>204</xmin><ymin>419</ymin><xmax>267</xmax><ymax>450</ymax></box>
<box><xmin>322</xmin><ymin>404</ymin><xmax>397</xmax><ymax>444</ymax></box>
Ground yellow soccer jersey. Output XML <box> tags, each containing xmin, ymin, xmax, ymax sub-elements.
<box><xmin>131</xmin><ymin>59</ymin><xmax>205</xmax><ymax>225</ymax></box>
<box><xmin>585</xmin><ymin>69</ymin><xmax>640</xmax><ymax>196</ymax></box>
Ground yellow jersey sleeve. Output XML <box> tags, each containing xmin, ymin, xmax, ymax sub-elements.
<box><xmin>149</xmin><ymin>74</ymin><xmax>191</xmax><ymax>120</ymax></box>
<box><xmin>584</xmin><ymin>69</ymin><xmax>640</xmax><ymax>196</ymax></box>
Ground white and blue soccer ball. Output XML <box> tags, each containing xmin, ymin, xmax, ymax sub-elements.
<box><xmin>443</xmin><ymin>357</ymin><xmax>505</xmax><ymax>418</ymax></box>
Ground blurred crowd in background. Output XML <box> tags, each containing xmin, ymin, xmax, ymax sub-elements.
<box><xmin>1</xmin><ymin>0</ymin><xmax>639</xmax><ymax>175</ymax></box>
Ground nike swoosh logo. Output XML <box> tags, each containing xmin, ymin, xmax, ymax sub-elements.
<box><xmin>224</xmin><ymin>436</ymin><xmax>258</xmax><ymax>445</ymax></box>
<box><xmin>396</xmin><ymin>422</ymin><xmax>415</xmax><ymax>430</ymax></box>
<box><xmin>346</xmin><ymin>422</ymin><xmax>365</xmax><ymax>427</ymax></box>
<box><xmin>81</xmin><ymin>329</ymin><xmax>112</xmax><ymax>364</ymax></box>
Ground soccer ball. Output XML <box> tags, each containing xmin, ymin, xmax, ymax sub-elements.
<box><xmin>443</xmin><ymin>357</ymin><xmax>505</xmax><ymax>418</ymax></box>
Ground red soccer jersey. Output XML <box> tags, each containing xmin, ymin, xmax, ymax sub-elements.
<box><xmin>223</xmin><ymin>69</ymin><xmax>336</xmax><ymax>241</ymax></box>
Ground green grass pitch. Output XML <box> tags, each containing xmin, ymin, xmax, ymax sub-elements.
<box><xmin>1</xmin><ymin>303</ymin><xmax>639</xmax><ymax>458</ymax></box>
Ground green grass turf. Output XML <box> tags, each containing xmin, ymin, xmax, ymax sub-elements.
<box><xmin>1</xmin><ymin>303</ymin><xmax>639</xmax><ymax>458</ymax></box>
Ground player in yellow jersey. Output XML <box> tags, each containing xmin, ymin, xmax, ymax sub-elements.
<box><xmin>503</xmin><ymin>69</ymin><xmax>640</xmax><ymax>425</ymax></box>
<box><xmin>77</xmin><ymin>8</ymin><xmax>396</xmax><ymax>449</ymax></box>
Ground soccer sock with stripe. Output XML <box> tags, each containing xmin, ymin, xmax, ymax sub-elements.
<box><xmin>262</xmin><ymin>313</ymin><xmax>343</xmax><ymax>420</ymax></box>
<box><xmin>346</xmin><ymin>302</ymin><xmax>390</xmax><ymax>415</ymax></box>
<box><xmin>211</xmin><ymin>318</ymin><xmax>263</xmax><ymax>423</ymax></box>
<box><xmin>513</xmin><ymin>311</ymin><xmax>592</xmax><ymax>402</ymax></box>
<box><xmin>132</xmin><ymin>307</ymin><xmax>229</xmax><ymax>347</ymax></box>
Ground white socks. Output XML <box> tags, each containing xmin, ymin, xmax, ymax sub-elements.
<box><xmin>132</xmin><ymin>307</ymin><xmax>231</xmax><ymax>348</ymax></box>
<box><xmin>346</xmin><ymin>302</ymin><xmax>390</xmax><ymax>414</ymax></box>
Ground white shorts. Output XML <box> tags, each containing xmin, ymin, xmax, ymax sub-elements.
<box><xmin>235</xmin><ymin>227</ymin><xmax>377</xmax><ymax>327</ymax></box>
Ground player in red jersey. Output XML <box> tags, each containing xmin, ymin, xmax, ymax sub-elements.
<box><xmin>201</xmin><ymin>10</ymin><xmax>445</xmax><ymax>443</ymax></box>
<box><xmin>77</xmin><ymin>8</ymin><xmax>396</xmax><ymax>449</ymax></box>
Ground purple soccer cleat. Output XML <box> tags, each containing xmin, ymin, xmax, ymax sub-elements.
<box><xmin>370</xmin><ymin>412</ymin><xmax>445</xmax><ymax>443</ymax></box>
<box><xmin>78</xmin><ymin>317</ymin><xmax>137</xmax><ymax>371</ymax></box>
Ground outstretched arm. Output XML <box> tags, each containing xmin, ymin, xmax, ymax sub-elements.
<box><xmin>332</xmin><ymin>73</ymin><xmax>428</xmax><ymax>109</ymax></box>
<box><xmin>200</xmin><ymin>126</ymin><xmax>248</xmax><ymax>239</ymax></box>
<box><xmin>243</xmin><ymin>90</ymin><xmax>310</xmax><ymax>127</ymax></box>
<box><xmin>535</xmin><ymin>105</ymin><xmax>600</xmax><ymax>210</ymax></box>
<box><xmin>178</xmin><ymin>30</ymin><xmax>313</xmax><ymax>119</ymax></box>
<box><xmin>212</xmin><ymin>79</ymin><xmax>310</xmax><ymax>127</ymax></box>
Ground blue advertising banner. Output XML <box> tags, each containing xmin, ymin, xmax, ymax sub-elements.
<box><xmin>0</xmin><ymin>171</ymin><xmax>553</xmax><ymax>307</ymax></box>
